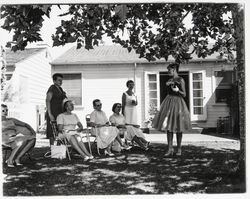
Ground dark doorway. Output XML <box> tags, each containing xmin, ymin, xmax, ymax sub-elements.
<box><xmin>159</xmin><ymin>71</ymin><xmax>190</xmax><ymax>110</ymax></box>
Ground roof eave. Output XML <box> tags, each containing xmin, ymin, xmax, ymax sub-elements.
<box><xmin>50</xmin><ymin>58</ymin><xmax>231</xmax><ymax>66</ymax></box>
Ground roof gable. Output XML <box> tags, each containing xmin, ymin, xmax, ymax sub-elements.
<box><xmin>6</xmin><ymin>48</ymin><xmax>46</xmax><ymax>66</ymax></box>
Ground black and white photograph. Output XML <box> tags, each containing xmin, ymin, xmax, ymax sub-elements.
<box><xmin>0</xmin><ymin>0</ymin><xmax>248</xmax><ymax>197</ymax></box>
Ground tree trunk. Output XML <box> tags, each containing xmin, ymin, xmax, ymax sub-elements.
<box><xmin>232</xmin><ymin>3</ymin><xmax>245</xmax><ymax>175</ymax></box>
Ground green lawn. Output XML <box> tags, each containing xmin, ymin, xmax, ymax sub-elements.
<box><xmin>2</xmin><ymin>142</ymin><xmax>245</xmax><ymax>196</ymax></box>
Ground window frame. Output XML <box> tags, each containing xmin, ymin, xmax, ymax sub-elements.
<box><xmin>213</xmin><ymin>70</ymin><xmax>234</xmax><ymax>104</ymax></box>
<box><xmin>60</xmin><ymin>72</ymin><xmax>83</xmax><ymax>106</ymax></box>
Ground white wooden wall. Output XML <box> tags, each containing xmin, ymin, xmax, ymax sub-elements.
<box><xmin>7</xmin><ymin>49</ymin><xmax>52</xmax><ymax>129</ymax></box>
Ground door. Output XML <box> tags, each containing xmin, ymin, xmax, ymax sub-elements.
<box><xmin>144</xmin><ymin>72</ymin><xmax>160</xmax><ymax>120</ymax></box>
<box><xmin>189</xmin><ymin>70</ymin><xmax>207</xmax><ymax>121</ymax></box>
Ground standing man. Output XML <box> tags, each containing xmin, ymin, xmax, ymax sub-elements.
<box><xmin>46</xmin><ymin>73</ymin><xmax>67</xmax><ymax>145</ymax></box>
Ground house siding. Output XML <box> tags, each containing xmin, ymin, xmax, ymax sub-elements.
<box><xmin>6</xmin><ymin>49</ymin><xmax>52</xmax><ymax>130</ymax></box>
<box><xmin>15</xmin><ymin>49</ymin><xmax>52</xmax><ymax>105</ymax></box>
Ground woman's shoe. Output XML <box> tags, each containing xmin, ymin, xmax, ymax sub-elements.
<box><xmin>7</xmin><ymin>164</ymin><xmax>15</xmax><ymax>168</ymax></box>
<box><xmin>176</xmin><ymin>149</ymin><xmax>182</xmax><ymax>156</ymax></box>
<box><xmin>6</xmin><ymin>159</ymin><xmax>15</xmax><ymax>167</ymax></box>
<box><xmin>164</xmin><ymin>149</ymin><xmax>174</xmax><ymax>157</ymax></box>
<box><xmin>121</xmin><ymin>145</ymin><xmax>132</xmax><ymax>151</ymax></box>
<box><xmin>88</xmin><ymin>155</ymin><xmax>94</xmax><ymax>160</ymax></box>
<box><xmin>14</xmin><ymin>160</ymin><xmax>23</xmax><ymax>166</ymax></box>
<box><xmin>83</xmin><ymin>156</ymin><xmax>90</xmax><ymax>161</ymax></box>
<box><xmin>104</xmin><ymin>150</ymin><xmax>115</xmax><ymax>157</ymax></box>
<box><xmin>15</xmin><ymin>162</ymin><xmax>23</xmax><ymax>166</ymax></box>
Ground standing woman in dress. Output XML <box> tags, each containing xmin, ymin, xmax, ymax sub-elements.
<box><xmin>122</xmin><ymin>80</ymin><xmax>138</xmax><ymax>125</ymax></box>
<box><xmin>46</xmin><ymin>73</ymin><xmax>67</xmax><ymax>145</ymax></box>
<box><xmin>152</xmin><ymin>63</ymin><xmax>191</xmax><ymax>157</ymax></box>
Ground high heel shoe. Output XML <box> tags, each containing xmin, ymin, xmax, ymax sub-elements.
<box><xmin>14</xmin><ymin>160</ymin><xmax>23</xmax><ymax>166</ymax></box>
<box><xmin>6</xmin><ymin>160</ymin><xmax>15</xmax><ymax>168</ymax></box>
<box><xmin>176</xmin><ymin>149</ymin><xmax>182</xmax><ymax>156</ymax></box>
<box><xmin>164</xmin><ymin>149</ymin><xmax>174</xmax><ymax>157</ymax></box>
<box><xmin>104</xmin><ymin>150</ymin><xmax>115</xmax><ymax>157</ymax></box>
<box><xmin>121</xmin><ymin>145</ymin><xmax>132</xmax><ymax>151</ymax></box>
<box><xmin>88</xmin><ymin>155</ymin><xmax>94</xmax><ymax>160</ymax></box>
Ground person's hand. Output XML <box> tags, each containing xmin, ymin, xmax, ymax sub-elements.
<box><xmin>76</xmin><ymin>128</ymin><xmax>82</xmax><ymax>132</ymax></box>
<box><xmin>171</xmin><ymin>85</ymin><xmax>179</xmax><ymax>92</ymax></box>
<box><xmin>166</xmin><ymin>81</ymin><xmax>174</xmax><ymax>86</ymax></box>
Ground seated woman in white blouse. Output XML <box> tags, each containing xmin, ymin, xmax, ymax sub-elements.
<box><xmin>109</xmin><ymin>103</ymin><xmax>150</xmax><ymax>150</ymax></box>
<box><xmin>89</xmin><ymin>99</ymin><xmax>128</xmax><ymax>156</ymax></box>
<box><xmin>57</xmin><ymin>99</ymin><xmax>93</xmax><ymax>160</ymax></box>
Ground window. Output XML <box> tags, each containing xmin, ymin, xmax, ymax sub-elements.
<box><xmin>192</xmin><ymin>73</ymin><xmax>203</xmax><ymax>114</ymax></box>
<box><xmin>214</xmin><ymin>71</ymin><xmax>234</xmax><ymax>103</ymax></box>
<box><xmin>5</xmin><ymin>74</ymin><xmax>12</xmax><ymax>81</ymax></box>
<box><xmin>62</xmin><ymin>73</ymin><xmax>82</xmax><ymax>105</ymax></box>
<box><xmin>148</xmin><ymin>74</ymin><xmax>158</xmax><ymax>108</ymax></box>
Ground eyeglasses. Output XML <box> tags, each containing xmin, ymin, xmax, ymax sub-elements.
<box><xmin>116</xmin><ymin>106</ymin><xmax>122</xmax><ymax>108</ymax></box>
<box><xmin>2</xmin><ymin>109</ymin><xmax>8</xmax><ymax>113</ymax></box>
<box><xmin>95</xmin><ymin>103</ymin><xmax>102</xmax><ymax>107</ymax></box>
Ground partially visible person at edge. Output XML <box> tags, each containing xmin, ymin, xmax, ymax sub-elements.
<box><xmin>46</xmin><ymin>73</ymin><xmax>67</xmax><ymax>145</ymax></box>
<box><xmin>152</xmin><ymin>63</ymin><xmax>191</xmax><ymax>157</ymax></box>
<box><xmin>2</xmin><ymin>104</ymin><xmax>36</xmax><ymax>167</ymax></box>
<box><xmin>122</xmin><ymin>80</ymin><xmax>138</xmax><ymax>125</ymax></box>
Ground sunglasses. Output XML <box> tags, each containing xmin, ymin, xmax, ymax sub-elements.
<box><xmin>2</xmin><ymin>109</ymin><xmax>8</xmax><ymax>113</ymax></box>
<box><xmin>95</xmin><ymin>103</ymin><xmax>102</xmax><ymax>107</ymax></box>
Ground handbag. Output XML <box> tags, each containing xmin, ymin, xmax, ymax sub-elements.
<box><xmin>51</xmin><ymin>144</ymin><xmax>67</xmax><ymax>159</ymax></box>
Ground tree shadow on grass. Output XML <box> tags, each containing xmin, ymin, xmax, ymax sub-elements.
<box><xmin>2</xmin><ymin>143</ymin><xmax>245</xmax><ymax>196</ymax></box>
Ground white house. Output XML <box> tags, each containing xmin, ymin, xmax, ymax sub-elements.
<box><xmin>2</xmin><ymin>47</ymin><xmax>52</xmax><ymax>130</ymax></box>
<box><xmin>50</xmin><ymin>45</ymin><xmax>236</xmax><ymax>131</ymax></box>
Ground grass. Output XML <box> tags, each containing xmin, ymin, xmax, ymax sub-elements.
<box><xmin>2</xmin><ymin>142</ymin><xmax>245</xmax><ymax>196</ymax></box>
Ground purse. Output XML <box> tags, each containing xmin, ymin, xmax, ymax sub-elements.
<box><xmin>51</xmin><ymin>144</ymin><xmax>67</xmax><ymax>159</ymax></box>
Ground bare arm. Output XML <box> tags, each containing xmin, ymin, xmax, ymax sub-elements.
<box><xmin>46</xmin><ymin>91</ymin><xmax>55</xmax><ymax>121</ymax></box>
<box><xmin>125</xmin><ymin>123</ymin><xmax>140</xmax><ymax>128</ymax></box>
<box><xmin>12</xmin><ymin>118</ymin><xmax>36</xmax><ymax>135</ymax></box>
<box><xmin>76</xmin><ymin>122</ymin><xmax>84</xmax><ymax>132</ymax></box>
<box><xmin>122</xmin><ymin>93</ymin><xmax>126</xmax><ymax>115</ymax></box>
<box><xmin>134</xmin><ymin>95</ymin><xmax>138</xmax><ymax>106</ymax></box>
<box><xmin>57</xmin><ymin>124</ymin><xmax>63</xmax><ymax>134</ymax></box>
<box><xmin>178</xmin><ymin>78</ymin><xmax>186</xmax><ymax>98</ymax></box>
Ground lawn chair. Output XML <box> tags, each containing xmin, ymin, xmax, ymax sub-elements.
<box><xmin>85</xmin><ymin>114</ymin><xmax>100</xmax><ymax>155</ymax></box>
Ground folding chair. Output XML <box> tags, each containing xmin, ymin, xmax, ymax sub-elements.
<box><xmin>85</xmin><ymin>114</ymin><xmax>100</xmax><ymax>155</ymax></box>
<box><xmin>50</xmin><ymin>121</ymin><xmax>71</xmax><ymax>160</ymax></box>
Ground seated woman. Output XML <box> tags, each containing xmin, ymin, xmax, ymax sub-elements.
<box><xmin>1</xmin><ymin>104</ymin><xmax>36</xmax><ymax>167</ymax></box>
<box><xmin>56</xmin><ymin>99</ymin><xmax>93</xmax><ymax>160</ymax></box>
<box><xmin>90</xmin><ymin>99</ymin><xmax>128</xmax><ymax>156</ymax></box>
<box><xmin>109</xmin><ymin>103</ymin><xmax>150</xmax><ymax>150</ymax></box>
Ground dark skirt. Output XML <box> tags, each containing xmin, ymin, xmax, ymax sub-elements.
<box><xmin>152</xmin><ymin>95</ymin><xmax>191</xmax><ymax>133</ymax></box>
